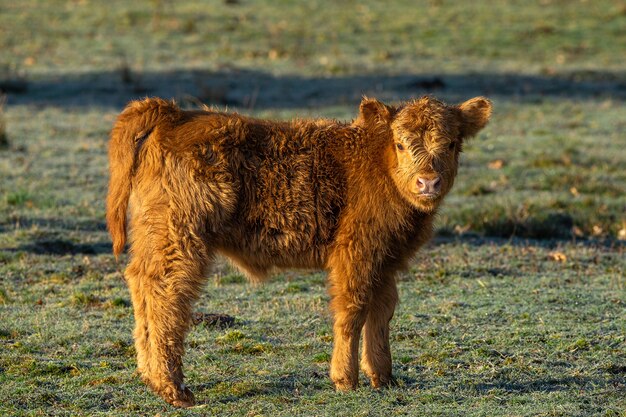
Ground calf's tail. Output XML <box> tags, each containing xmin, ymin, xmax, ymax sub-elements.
<box><xmin>106</xmin><ymin>98</ymin><xmax>179</xmax><ymax>256</ymax></box>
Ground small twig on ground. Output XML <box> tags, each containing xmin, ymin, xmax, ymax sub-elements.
<box><xmin>192</xmin><ymin>313</ymin><xmax>237</xmax><ymax>328</ymax></box>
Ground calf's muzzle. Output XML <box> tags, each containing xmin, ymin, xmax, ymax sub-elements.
<box><xmin>417</xmin><ymin>176</ymin><xmax>441</xmax><ymax>195</ymax></box>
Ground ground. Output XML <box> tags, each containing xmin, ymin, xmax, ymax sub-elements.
<box><xmin>0</xmin><ymin>1</ymin><xmax>625</xmax><ymax>416</ymax></box>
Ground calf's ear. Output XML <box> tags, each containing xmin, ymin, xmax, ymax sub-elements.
<box><xmin>458</xmin><ymin>97</ymin><xmax>492</xmax><ymax>138</ymax></box>
<box><xmin>357</xmin><ymin>97</ymin><xmax>393</xmax><ymax>126</ymax></box>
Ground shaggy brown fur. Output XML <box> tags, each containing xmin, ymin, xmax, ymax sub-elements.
<box><xmin>106</xmin><ymin>95</ymin><xmax>491</xmax><ymax>407</ymax></box>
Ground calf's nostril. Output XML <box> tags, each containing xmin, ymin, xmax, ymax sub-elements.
<box><xmin>432</xmin><ymin>177</ymin><xmax>441</xmax><ymax>191</ymax></box>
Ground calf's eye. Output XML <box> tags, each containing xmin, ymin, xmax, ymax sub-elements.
<box><xmin>396</xmin><ymin>143</ymin><xmax>405</xmax><ymax>151</ymax></box>
<box><xmin>448</xmin><ymin>141</ymin><xmax>456</xmax><ymax>151</ymax></box>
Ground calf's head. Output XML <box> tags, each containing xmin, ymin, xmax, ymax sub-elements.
<box><xmin>358</xmin><ymin>96</ymin><xmax>492</xmax><ymax>212</ymax></box>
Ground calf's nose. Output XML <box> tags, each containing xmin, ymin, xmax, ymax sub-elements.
<box><xmin>417</xmin><ymin>176</ymin><xmax>441</xmax><ymax>194</ymax></box>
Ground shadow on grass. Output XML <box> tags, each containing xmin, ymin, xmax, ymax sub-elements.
<box><xmin>194</xmin><ymin>371</ymin><xmax>330</xmax><ymax>405</ymax></box>
<box><xmin>189</xmin><ymin>372</ymin><xmax>615</xmax><ymax>406</ymax></box>
<box><xmin>1</xmin><ymin>217</ymin><xmax>111</xmax><ymax>255</ymax></box>
<box><xmin>380</xmin><ymin>374</ymin><xmax>613</xmax><ymax>396</ymax></box>
<box><xmin>431</xmin><ymin>234</ymin><xmax>626</xmax><ymax>251</ymax></box>
<box><xmin>0</xmin><ymin>216</ymin><xmax>107</xmax><ymax>233</ymax></box>
<box><xmin>15</xmin><ymin>238</ymin><xmax>111</xmax><ymax>255</ymax></box>
<box><xmin>474</xmin><ymin>375</ymin><xmax>602</xmax><ymax>394</ymax></box>
<box><xmin>3</xmin><ymin>68</ymin><xmax>626</xmax><ymax>110</ymax></box>
<box><xmin>1</xmin><ymin>238</ymin><xmax>111</xmax><ymax>255</ymax></box>
<box><xmin>3</xmin><ymin>214</ymin><xmax>622</xmax><ymax>257</ymax></box>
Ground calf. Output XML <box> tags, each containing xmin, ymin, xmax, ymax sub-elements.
<box><xmin>106</xmin><ymin>95</ymin><xmax>491</xmax><ymax>407</ymax></box>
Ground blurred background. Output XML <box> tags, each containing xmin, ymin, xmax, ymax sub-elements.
<box><xmin>1</xmin><ymin>0</ymin><xmax>625</xmax><ymax>240</ymax></box>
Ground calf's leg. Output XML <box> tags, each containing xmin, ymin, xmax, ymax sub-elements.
<box><xmin>360</xmin><ymin>278</ymin><xmax>398</xmax><ymax>387</ymax></box>
<box><xmin>125</xmin><ymin>258</ymin><xmax>152</xmax><ymax>381</ymax></box>
<box><xmin>127</xmin><ymin>212</ymin><xmax>210</xmax><ymax>408</ymax></box>
<box><xmin>328</xmin><ymin>268</ymin><xmax>370</xmax><ymax>390</ymax></box>
<box><xmin>142</xmin><ymin>246</ymin><xmax>210</xmax><ymax>407</ymax></box>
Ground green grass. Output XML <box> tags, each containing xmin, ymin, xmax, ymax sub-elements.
<box><xmin>0</xmin><ymin>243</ymin><xmax>624</xmax><ymax>416</ymax></box>
<box><xmin>1</xmin><ymin>0</ymin><xmax>625</xmax><ymax>416</ymax></box>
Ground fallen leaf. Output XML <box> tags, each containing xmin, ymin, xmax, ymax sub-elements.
<box><xmin>488</xmin><ymin>159</ymin><xmax>505</xmax><ymax>169</ymax></box>
<box><xmin>542</xmin><ymin>66</ymin><xmax>557</xmax><ymax>75</ymax></box>
<box><xmin>549</xmin><ymin>251</ymin><xmax>567</xmax><ymax>262</ymax></box>
<box><xmin>454</xmin><ymin>224</ymin><xmax>471</xmax><ymax>234</ymax></box>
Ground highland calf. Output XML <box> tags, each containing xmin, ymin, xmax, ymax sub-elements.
<box><xmin>106</xmin><ymin>95</ymin><xmax>492</xmax><ymax>407</ymax></box>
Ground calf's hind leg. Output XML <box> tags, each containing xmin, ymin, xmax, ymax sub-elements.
<box><xmin>127</xmin><ymin>216</ymin><xmax>211</xmax><ymax>407</ymax></box>
<box><xmin>125</xmin><ymin>258</ymin><xmax>153</xmax><ymax>380</ymax></box>
<box><xmin>144</xmin><ymin>247</ymin><xmax>210</xmax><ymax>407</ymax></box>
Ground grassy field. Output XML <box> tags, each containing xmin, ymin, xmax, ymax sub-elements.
<box><xmin>1</xmin><ymin>1</ymin><xmax>625</xmax><ymax>416</ymax></box>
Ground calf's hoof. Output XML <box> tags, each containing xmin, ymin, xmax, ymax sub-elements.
<box><xmin>368</xmin><ymin>374</ymin><xmax>396</xmax><ymax>389</ymax></box>
<box><xmin>332</xmin><ymin>378</ymin><xmax>358</xmax><ymax>392</ymax></box>
<box><xmin>157</xmin><ymin>384</ymin><xmax>196</xmax><ymax>408</ymax></box>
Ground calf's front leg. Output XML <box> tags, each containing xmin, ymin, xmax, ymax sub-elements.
<box><xmin>327</xmin><ymin>267</ymin><xmax>371</xmax><ymax>390</ymax></box>
<box><xmin>360</xmin><ymin>278</ymin><xmax>398</xmax><ymax>387</ymax></box>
